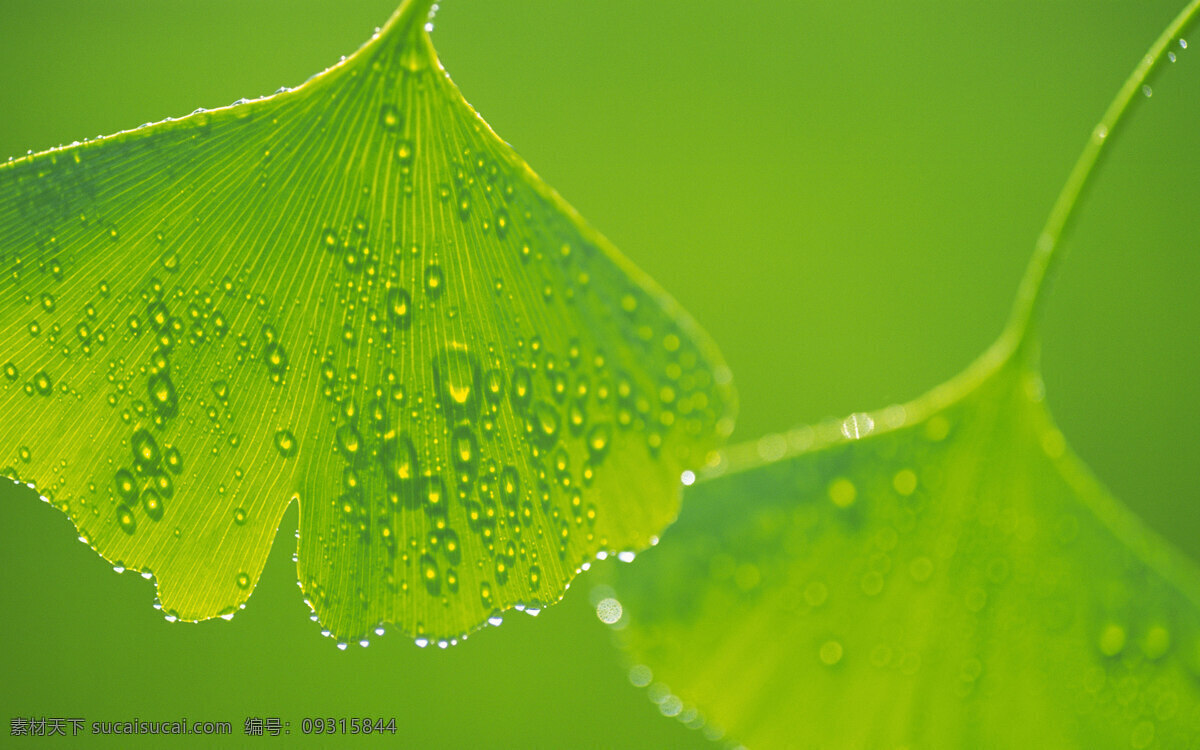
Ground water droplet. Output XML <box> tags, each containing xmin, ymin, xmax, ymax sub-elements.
<box><xmin>114</xmin><ymin>469</ymin><xmax>138</xmax><ymax>501</ymax></box>
<box><xmin>452</xmin><ymin>425</ymin><xmax>478</xmax><ymax>477</ymax></box>
<box><xmin>396</xmin><ymin>140</ymin><xmax>414</xmax><ymax>165</ymax></box>
<box><xmin>424</xmin><ymin>264</ymin><xmax>445</xmax><ymax>299</ymax></box>
<box><xmin>33</xmin><ymin>370</ymin><xmax>53</xmax><ymax>396</ymax></box>
<box><xmin>420</xmin><ymin>553</ymin><xmax>440</xmax><ymax>594</ymax></box>
<box><xmin>596</xmin><ymin>597</ymin><xmax>623</xmax><ymax>624</ymax></box>
<box><xmin>909</xmin><ymin>556</ymin><xmax>934</xmax><ymax>582</ymax></box>
<box><xmin>443</xmin><ymin>529</ymin><xmax>461</xmax><ymax>566</ymax></box>
<box><xmin>924</xmin><ymin>415</ymin><xmax>950</xmax><ymax>442</ymax></box>
<box><xmin>382</xmin><ymin>433</ymin><xmax>418</xmax><ymax>490</ymax></box>
<box><xmin>422</xmin><ymin>474</ymin><xmax>447</xmax><ymax>515</ymax></box>
<box><xmin>499</xmin><ymin>465</ymin><xmax>520</xmax><ymax>507</ymax></box>
<box><xmin>336</xmin><ymin>425</ymin><xmax>362</xmax><ymax>458</ymax></box>
<box><xmin>860</xmin><ymin>570</ymin><xmax>884</xmax><ymax>596</ymax></box>
<box><xmin>841</xmin><ymin>412</ymin><xmax>874</xmax><ymax>439</ymax></box>
<box><xmin>511</xmin><ymin>366</ymin><xmax>533</xmax><ymax>410</ymax></box>
<box><xmin>274</xmin><ymin>429</ymin><xmax>298</xmax><ymax>458</ymax></box>
<box><xmin>233</xmin><ymin>507</ymin><xmax>248</xmax><ymax>525</ymax></box>
<box><xmin>147</xmin><ymin>372</ymin><xmax>177</xmax><ymax>417</ymax></box>
<box><xmin>380</xmin><ymin>104</ymin><xmax>402</xmax><ymax>131</ymax></box>
<box><xmin>117</xmin><ymin>505</ymin><xmax>136</xmax><ymax>534</ymax></box>
<box><xmin>819</xmin><ymin>640</ymin><xmax>844</xmax><ymax>666</ymax></box>
<box><xmin>236</xmin><ymin>572</ymin><xmax>251</xmax><ymax>589</ymax></box>
<box><xmin>532</xmin><ymin>401</ymin><xmax>560</xmax><ymax>447</ymax></box>
<box><xmin>433</xmin><ymin>344</ymin><xmax>479</xmax><ymax>420</ymax></box>
<box><xmin>2</xmin><ymin>362</ymin><xmax>17</xmax><ymax>381</ymax></box>
<box><xmin>263</xmin><ymin>342</ymin><xmax>288</xmax><ymax>378</ymax></box>
<box><xmin>828</xmin><ymin>478</ymin><xmax>856</xmax><ymax>508</ymax></box>
<box><xmin>1041</xmin><ymin>429</ymin><xmax>1065</xmax><ymax>459</ymax></box>
<box><xmin>131</xmin><ymin>429</ymin><xmax>161</xmax><ymax>469</ymax></box>
<box><xmin>482</xmin><ymin>369</ymin><xmax>504</xmax><ymax>403</ymax></box>
<box><xmin>141</xmin><ymin>489</ymin><xmax>164</xmax><ymax>521</ymax></box>
<box><xmin>586</xmin><ymin>422</ymin><xmax>611</xmax><ymax>459</ymax></box>
<box><xmin>386</xmin><ymin>287</ymin><xmax>412</xmax><ymax>329</ymax></box>
<box><xmin>1141</xmin><ymin>625</ymin><xmax>1171</xmax><ymax>660</ymax></box>
<box><xmin>893</xmin><ymin>469</ymin><xmax>917</xmax><ymax>496</ymax></box>
<box><xmin>629</xmin><ymin>665</ymin><xmax>653</xmax><ymax>687</ymax></box>
<box><xmin>1098</xmin><ymin>623</ymin><xmax>1126</xmax><ymax>656</ymax></box>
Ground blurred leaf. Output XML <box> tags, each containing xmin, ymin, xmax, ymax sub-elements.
<box><xmin>0</xmin><ymin>0</ymin><xmax>734</xmax><ymax>644</ymax></box>
<box><xmin>607</xmin><ymin>352</ymin><xmax>1200</xmax><ymax>747</ymax></box>
<box><xmin>605</xmin><ymin>3</ymin><xmax>1200</xmax><ymax>747</ymax></box>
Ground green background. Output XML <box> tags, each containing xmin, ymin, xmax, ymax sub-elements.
<box><xmin>1</xmin><ymin>1</ymin><xmax>1197</xmax><ymax>747</ymax></box>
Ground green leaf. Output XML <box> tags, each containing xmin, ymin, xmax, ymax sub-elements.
<box><xmin>0</xmin><ymin>0</ymin><xmax>734</xmax><ymax>645</ymax></box>
<box><xmin>605</xmin><ymin>2</ymin><xmax>1200</xmax><ymax>746</ymax></box>
<box><xmin>607</xmin><ymin>353</ymin><xmax>1200</xmax><ymax>747</ymax></box>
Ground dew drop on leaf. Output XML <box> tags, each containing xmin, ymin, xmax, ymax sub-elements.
<box><xmin>395</xmin><ymin>140</ymin><xmax>414</xmax><ymax>165</ymax></box>
<box><xmin>274</xmin><ymin>429</ymin><xmax>297</xmax><ymax>458</ymax></box>
<box><xmin>423</xmin><ymin>263</ymin><xmax>445</xmax><ymax>299</ymax></box>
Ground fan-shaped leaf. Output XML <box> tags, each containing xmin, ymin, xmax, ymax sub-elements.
<box><xmin>606</xmin><ymin>351</ymin><xmax>1200</xmax><ymax>747</ymax></box>
<box><xmin>0</xmin><ymin>0</ymin><xmax>734</xmax><ymax>644</ymax></box>
<box><xmin>604</xmin><ymin>3</ymin><xmax>1200</xmax><ymax>746</ymax></box>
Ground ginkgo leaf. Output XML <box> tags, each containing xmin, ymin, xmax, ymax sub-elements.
<box><xmin>603</xmin><ymin>3</ymin><xmax>1200</xmax><ymax>747</ymax></box>
<box><xmin>605</xmin><ymin>351</ymin><xmax>1200</xmax><ymax>747</ymax></box>
<box><xmin>0</xmin><ymin>0</ymin><xmax>734</xmax><ymax>645</ymax></box>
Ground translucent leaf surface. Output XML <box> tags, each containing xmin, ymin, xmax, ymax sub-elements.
<box><xmin>607</xmin><ymin>352</ymin><xmax>1200</xmax><ymax>747</ymax></box>
<box><xmin>605</xmin><ymin>4</ymin><xmax>1200</xmax><ymax>747</ymax></box>
<box><xmin>0</xmin><ymin>0</ymin><xmax>734</xmax><ymax>644</ymax></box>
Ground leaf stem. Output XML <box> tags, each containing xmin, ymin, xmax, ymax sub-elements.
<box><xmin>378</xmin><ymin>0</ymin><xmax>439</xmax><ymax>40</ymax></box>
<box><xmin>1005</xmin><ymin>0</ymin><xmax>1200</xmax><ymax>361</ymax></box>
